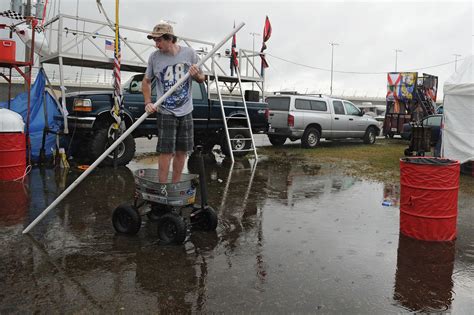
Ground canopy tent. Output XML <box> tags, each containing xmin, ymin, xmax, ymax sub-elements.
<box><xmin>0</xmin><ymin>68</ymin><xmax>62</xmax><ymax>162</ymax></box>
<box><xmin>441</xmin><ymin>55</ymin><xmax>474</xmax><ymax>164</ymax></box>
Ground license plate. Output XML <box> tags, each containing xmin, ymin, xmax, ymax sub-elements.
<box><xmin>268</xmin><ymin>127</ymin><xmax>275</xmax><ymax>133</ymax></box>
<box><xmin>391</xmin><ymin>128</ymin><xmax>397</xmax><ymax>131</ymax></box>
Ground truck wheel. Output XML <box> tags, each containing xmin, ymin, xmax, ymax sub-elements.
<box><xmin>90</xmin><ymin>128</ymin><xmax>136</xmax><ymax>166</ymax></box>
<box><xmin>301</xmin><ymin>127</ymin><xmax>320</xmax><ymax>148</ymax></box>
<box><xmin>363</xmin><ymin>127</ymin><xmax>377</xmax><ymax>144</ymax></box>
<box><xmin>221</xmin><ymin>129</ymin><xmax>251</xmax><ymax>157</ymax></box>
<box><xmin>268</xmin><ymin>135</ymin><xmax>287</xmax><ymax>146</ymax></box>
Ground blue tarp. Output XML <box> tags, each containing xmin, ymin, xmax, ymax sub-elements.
<box><xmin>0</xmin><ymin>69</ymin><xmax>62</xmax><ymax>161</ymax></box>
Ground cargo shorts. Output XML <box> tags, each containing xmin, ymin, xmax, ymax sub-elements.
<box><xmin>156</xmin><ymin>113</ymin><xmax>194</xmax><ymax>153</ymax></box>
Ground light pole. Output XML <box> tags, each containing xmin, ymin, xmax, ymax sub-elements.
<box><xmin>249</xmin><ymin>32</ymin><xmax>260</xmax><ymax>74</ymax></box>
<box><xmin>453</xmin><ymin>54</ymin><xmax>461</xmax><ymax>72</ymax></box>
<box><xmin>250</xmin><ymin>32</ymin><xmax>260</xmax><ymax>90</ymax></box>
<box><xmin>329</xmin><ymin>42</ymin><xmax>339</xmax><ymax>95</ymax></box>
<box><xmin>394</xmin><ymin>49</ymin><xmax>402</xmax><ymax>71</ymax></box>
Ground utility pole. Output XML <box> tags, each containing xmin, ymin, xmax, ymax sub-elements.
<box><xmin>453</xmin><ymin>54</ymin><xmax>461</xmax><ymax>72</ymax></box>
<box><xmin>329</xmin><ymin>42</ymin><xmax>339</xmax><ymax>95</ymax></box>
<box><xmin>394</xmin><ymin>49</ymin><xmax>402</xmax><ymax>71</ymax></box>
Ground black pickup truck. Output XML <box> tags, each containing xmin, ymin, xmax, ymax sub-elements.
<box><xmin>60</xmin><ymin>73</ymin><xmax>268</xmax><ymax>165</ymax></box>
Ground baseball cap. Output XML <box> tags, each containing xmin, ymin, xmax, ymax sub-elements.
<box><xmin>147</xmin><ymin>23</ymin><xmax>174</xmax><ymax>39</ymax></box>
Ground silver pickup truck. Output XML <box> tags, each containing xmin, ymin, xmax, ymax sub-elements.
<box><xmin>266</xmin><ymin>93</ymin><xmax>380</xmax><ymax>148</ymax></box>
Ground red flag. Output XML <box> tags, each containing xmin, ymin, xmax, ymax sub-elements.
<box><xmin>230</xmin><ymin>22</ymin><xmax>238</xmax><ymax>75</ymax></box>
<box><xmin>260</xmin><ymin>16</ymin><xmax>271</xmax><ymax>72</ymax></box>
<box><xmin>263</xmin><ymin>16</ymin><xmax>272</xmax><ymax>43</ymax></box>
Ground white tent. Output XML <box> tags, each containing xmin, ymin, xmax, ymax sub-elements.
<box><xmin>441</xmin><ymin>55</ymin><xmax>474</xmax><ymax>163</ymax></box>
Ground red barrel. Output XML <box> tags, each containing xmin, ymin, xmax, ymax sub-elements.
<box><xmin>0</xmin><ymin>181</ymin><xmax>28</xmax><ymax>226</ymax></box>
<box><xmin>400</xmin><ymin>157</ymin><xmax>460</xmax><ymax>241</ymax></box>
<box><xmin>0</xmin><ymin>133</ymin><xmax>26</xmax><ymax>181</ymax></box>
<box><xmin>0</xmin><ymin>40</ymin><xmax>16</xmax><ymax>62</ymax></box>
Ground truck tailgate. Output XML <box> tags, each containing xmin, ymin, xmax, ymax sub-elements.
<box><xmin>269</xmin><ymin>110</ymin><xmax>288</xmax><ymax>128</ymax></box>
<box><xmin>267</xmin><ymin>96</ymin><xmax>290</xmax><ymax>128</ymax></box>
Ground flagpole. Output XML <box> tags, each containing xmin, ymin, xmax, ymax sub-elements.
<box><xmin>22</xmin><ymin>22</ymin><xmax>246</xmax><ymax>234</ymax></box>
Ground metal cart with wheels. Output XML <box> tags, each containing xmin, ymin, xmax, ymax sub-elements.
<box><xmin>112</xmin><ymin>149</ymin><xmax>218</xmax><ymax>245</ymax></box>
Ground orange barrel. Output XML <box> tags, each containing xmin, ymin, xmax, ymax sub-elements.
<box><xmin>400</xmin><ymin>157</ymin><xmax>460</xmax><ymax>241</ymax></box>
<box><xmin>0</xmin><ymin>39</ymin><xmax>16</xmax><ymax>62</ymax></box>
<box><xmin>0</xmin><ymin>109</ymin><xmax>26</xmax><ymax>181</ymax></box>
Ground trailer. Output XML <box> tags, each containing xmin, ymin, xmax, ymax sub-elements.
<box><xmin>383</xmin><ymin>72</ymin><xmax>438</xmax><ymax>138</ymax></box>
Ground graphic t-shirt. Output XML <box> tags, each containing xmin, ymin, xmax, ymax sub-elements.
<box><xmin>145</xmin><ymin>46</ymin><xmax>199</xmax><ymax>116</ymax></box>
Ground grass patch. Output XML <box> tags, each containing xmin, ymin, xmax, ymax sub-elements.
<box><xmin>260</xmin><ymin>139</ymin><xmax>408</xmax><ymax>183</ymax></box>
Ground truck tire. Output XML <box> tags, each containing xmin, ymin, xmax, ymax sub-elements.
<box><xmin>301</xmin><ymin>127</ymin><xmax>320</xmax><ymax>149</ymax></box>
<box><xmin>221</xmin><ymin>129</ymin><xmax>251</xmax><ymax>157</ymax></box>
<box><xmin>363</xmin><ymin>127</ymin><xmax>377</xmax><ymax>144</ymax></box>
<box><xmin>268</xmin><ymin>135</ymin><xmax>287</xmax><ymax>146</ymax></box>
<box><xmin>90</xmin><ymin>128</ymin><xmax>136</xmax><ymax>166</ymax></box>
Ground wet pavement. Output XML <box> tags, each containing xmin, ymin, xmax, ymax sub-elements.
<box><xmin>0</xmin><ymin>151</ymin><xmax>473</xmax><ymax>313</ymax></box>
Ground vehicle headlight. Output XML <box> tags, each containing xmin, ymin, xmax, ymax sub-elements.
<box><xmin>73</xmin><ymin>98</ymin><xmax>92</xmax><ymax>112</ymax></box>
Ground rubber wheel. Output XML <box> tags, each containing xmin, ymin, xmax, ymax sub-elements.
<box><xmin>89</xmin><ymin>128</ymin><xmax>136</xmax><ymax>166</ymax></box>
<box><xmin>268</xmin><ymin>135</ymin><xmax>287</xmax><ymax>146</ymax></box>
<box><xmin>112</xmin><ymin>204</ymin><xmax>141</xmax><ymax>235</ymax></box>
<box><xmin>301</xmin><ymin>127</ymin><xmax>320</xmax><ymax>148</ymax></box>
<box><xmin>146</xmin><ymin>204</ymin><xmax>170</xmax><ymax>222</ymax></box>
<box><xmin>157</xmin><ymin>213</ymin><xmax>187</xmax><ymax>245</ymax></box>
<box><xmin>221</xmin><ymin>129</ymin><xmax>251</xmax><ymax>157</ymax></box>
<box><xmin>363</xmin><ymin>127</ymin><xmax>377</xmax><ymax>144</ymax></box>
<box><xmin>191</xmin><ymin>206</ymin><xmax>218</xmax><ymax>231</ymax></box>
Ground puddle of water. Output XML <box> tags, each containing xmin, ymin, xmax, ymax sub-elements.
<box><xmin>0</xmin><ymin>154</ymin><xmax>473</xmax><ymax>313</ymax></box>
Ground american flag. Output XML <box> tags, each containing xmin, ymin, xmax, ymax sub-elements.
<box><xmin>105</xmin><ymin>39</ymin><xmax>114</xmax><ymax>51</ymax></box>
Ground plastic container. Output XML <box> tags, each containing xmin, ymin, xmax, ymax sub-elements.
<box><xmin>399</xmin><ymin>157</ymin><xmax>460</xmax><ymax>241</ymax></box>
<box><xmin>0</xmin><ymin>40</ymin><xmax>16</xmax><ymax>63</ymax></box>
<box><xmin>134</xmin><ymin>169</ymin><xmax>198</xmax><ymax>206</ymax></box>
<box><xmin>0</xmin><ymin>109</ymin><xmax>26</xmax><ymax>181</ymax></box>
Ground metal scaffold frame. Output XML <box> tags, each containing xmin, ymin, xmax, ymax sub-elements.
<box><xmin>38</xmin><ymin>13</ymin><xmax>266</xmax><ymax>133</ymax></box>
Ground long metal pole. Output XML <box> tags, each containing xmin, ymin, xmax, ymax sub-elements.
<box><xmin>395</xmin><ymin>49</ymin><xmax>402</xmax><ymax>72</ymax></box>
<box><xmin>329</xmin><ymin>42</ymin><xmax>338</xmax><ymax>96</ymax></box>
<box><xmin>23</xmin><ymin>22</ymin><xmax>245</xmax><ymax>234</ymax></box>
<box><xmin>453</xmin><ymin>54</ymin><xmax>461</xmax><ymax>72</ymax></box>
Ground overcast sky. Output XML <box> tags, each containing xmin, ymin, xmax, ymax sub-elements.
<box><xmin>1</xmin><ymin>0</ymin><xmax>472</xmax><ymax>99</ymax></box>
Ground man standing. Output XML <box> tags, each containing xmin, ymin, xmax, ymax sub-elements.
<box><xmin>142</xmin><ymin>22</ymin><xmax>205</xmax><ymax>183</ymax></box>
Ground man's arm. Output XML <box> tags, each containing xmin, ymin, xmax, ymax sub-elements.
<box><xmin>142</xmin><ymin>76</ymin><xmax>155</xmax><ymax>113</ymax></box>
<box><xmin>189</xmin><ymin>65</ymin><xmax>205</xmax><ymax>83</ymax></box>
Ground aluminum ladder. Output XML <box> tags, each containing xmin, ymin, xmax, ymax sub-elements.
<box><xmin>212</xmin><ymin>66</ymin><xmax>258</xmax><ymax>164</ymax></box>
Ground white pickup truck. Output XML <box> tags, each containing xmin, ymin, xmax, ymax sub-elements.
<box><xmin>266</xmin><ymin>93</ymin><xmax>380</xmax><ymax>148</ymax></box>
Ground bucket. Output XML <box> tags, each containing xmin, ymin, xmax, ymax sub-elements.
<box><xmin>0</xmin><ymin>133</ymin><xmax>26</xmax><ymax>181</ymax></box>
<box><xmin>0</xmin><ymin>40</ymin><xmax>16</xmax><ymax>62</ymax></box>
<box><xmin>134</xmin><ymin>169</ymin><xmax>198</xmax><ymax>207</ymax></box>
<box><xmin>400</xmin><ymin>157</ymin><xmax>460</xmax><ymax>241</ymax></box>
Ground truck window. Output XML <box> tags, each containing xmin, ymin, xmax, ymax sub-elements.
<box><xmin>310</xmin><ymin>100</ymin><xmax>327</xmax><ymax>111</ymax></box>
<box><xmin>424</xmin><ymin>115</ymin><xmax>442</xmax><ymax>126</ymax></box>
<box><xmin>295</xmin><ymin>99</ymin><xmax>311</xmax><ymax>110</ymax></box>
<box><xmin>343</xmin><ymin>101</ymin><xmax>360</xmax><ymax>116</ymax></box>
<box><xmin>192</xmin><ymin>81</ymin><xmax>203</xmax><ymax>101</ymax></box>
<box><xmin>267</xmin><ymin>97</ymin><xmax>290</xmax><ymax>111</ymax></box>
<box><xmin>333</xmin><ymin>100</ymin><xmax>345</xmax><ymax>115</ymax></box>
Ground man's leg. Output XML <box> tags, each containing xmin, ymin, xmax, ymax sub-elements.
<box><xmin>159</xmin><ymin>153</ymin><xmax>173</xmax><ymax>183</ymax></box>
<box><xmin>172</xmin><ymin>151</ymin><xmax>187</xmax><ymax>183</ymax></box>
